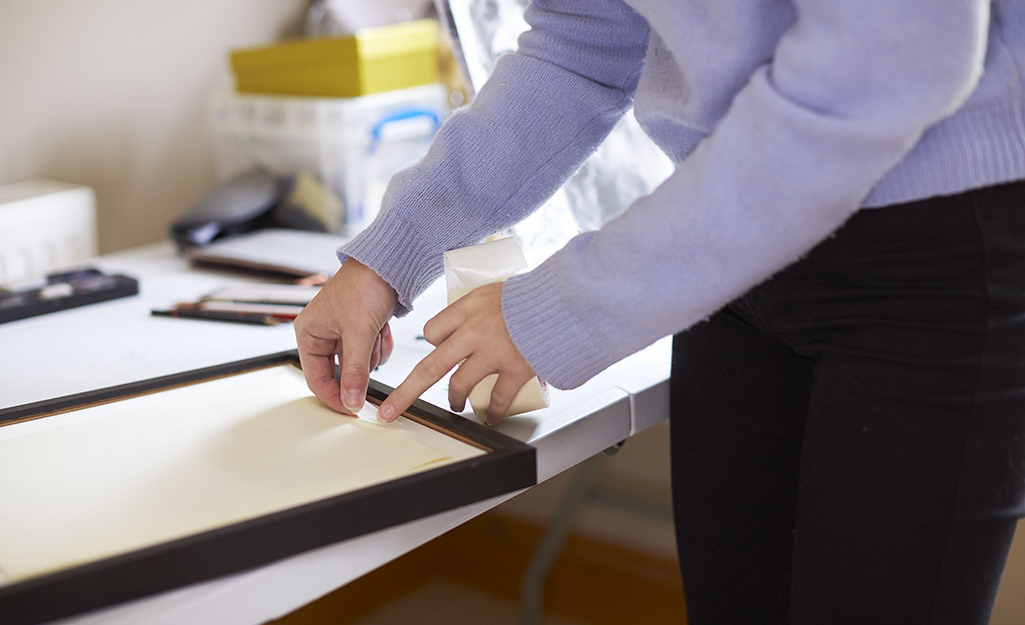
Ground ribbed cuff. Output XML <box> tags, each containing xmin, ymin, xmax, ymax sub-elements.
<box><xmin>338</xmin><ymin>207</ymin><xmax>442</xmax><ymax>318</ymax></box>
<box><xmin>502</xmin><ymin>263</ymin><xmax>608</xmax><ymax>390</ymax></box>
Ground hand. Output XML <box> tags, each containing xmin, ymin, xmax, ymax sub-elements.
<box><xmin>294</xmin><ymin>258</ymin><xmax>398</xmax><ymax>414</ymax></box>
<box><xmin>378</xmin><ymin>282</ymin><xmax>536</xmax><ymax>426</ymax></box>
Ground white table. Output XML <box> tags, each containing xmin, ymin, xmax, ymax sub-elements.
<box><xmin>0</xmin><ymin>242</ymin><xmax>670</xmax><ymax>625</ymax></box>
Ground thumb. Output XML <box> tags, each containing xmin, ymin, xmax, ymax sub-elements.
<box><xmin>338</xmin><ymin>328</ymin><xmax>377</xmax><ymax>413</ymax></box>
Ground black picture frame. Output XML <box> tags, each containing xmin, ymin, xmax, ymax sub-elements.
<box><xmin>0</xmin><ymin>351</ymin><xmax>536</xmax><ymax>625</ymax></box>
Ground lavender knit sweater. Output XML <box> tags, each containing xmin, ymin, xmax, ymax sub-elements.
<box><xmin>341</xmin><ymin>0</ymin><xmax>1025</xmax><ymax>390</ymax></box>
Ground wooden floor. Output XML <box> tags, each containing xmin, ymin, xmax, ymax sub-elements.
<box><xmin>270</xmin><ymin>513</ymin><xmax>688</xmax><ymax>625</ymax></box>
<box><xmin>270</xmin><ymin>511</ymin><xmax>1025</xmax><ymax>625</ymax></box>
<box><xmin>348</xmin><ymin>580</ymin><xmax>588</xmax><ymax>625</ymax></box>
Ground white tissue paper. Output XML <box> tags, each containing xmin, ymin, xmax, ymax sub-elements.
<box><xmin>356</xmin><ymin>399</ymin><xmax>383</xmax><ymax>422</ymax></box>
<box><xmin>442</xmin><ymin>237</ymin><xmax>551</xmax><ymax>423</ymax></box>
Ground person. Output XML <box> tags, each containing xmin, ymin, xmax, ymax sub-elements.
<box><xmin>294</xmin><ymin>0</ymin><xmax>1025</xmax><ymax>622</ymax></box>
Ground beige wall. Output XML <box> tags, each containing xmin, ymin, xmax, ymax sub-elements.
<box><xmin>0</xmin><ymin>0</ymin><xmax>310</xmax><ymax>253</ymax></box>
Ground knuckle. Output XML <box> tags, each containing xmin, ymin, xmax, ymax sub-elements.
<box><xmin>417</xmin><ymin>356</ymin><xmax>446</xmax><ymax>381</ymax></box>
<box><xmin>339</xmin><ymin>364</ymin><xmax>367</xmax><ymax>382</ymax></box>
<box><xmin>422</xmin><ymin>319</ymin><xmax>437</xmax><ymax>343</ymax></box>
<box><xmin>388</xmin><ymin>390</ymin><xmax>410</xmax><ymax>408</ymax></box>
<box><xmin>508</xmin><ymin>359</ymin><xmax>532</xmax><ymax>378</ymax></box>
<box><xmin>448</xmin><ymin>390</ymin><xmax>467</xmax><ymax>413</ymax></box>
<box><xmin>447</xmin><ymin>375</ymin><xmax>471</xmax><ymax>398</ymax></box>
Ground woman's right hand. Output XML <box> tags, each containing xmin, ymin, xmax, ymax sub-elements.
<box><xmin>294</xmin><ymin>258</ymin><xmax>398</xmax><ymax>415</ymax></box>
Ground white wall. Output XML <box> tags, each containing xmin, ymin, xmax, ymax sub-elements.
<box><xmin>0</xmin><ymin>0</ymin><xmax>310</xmax><ymax>253</ymax></box>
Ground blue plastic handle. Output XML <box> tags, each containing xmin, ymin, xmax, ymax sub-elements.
<box><xmin>367</xmin><ymin>108</ymin><xmax>441</xmax><ymax>155</ymax></box>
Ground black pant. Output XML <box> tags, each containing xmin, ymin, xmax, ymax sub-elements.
<box><xmin>670</xmin><ymin>181</ymin><xmax>1025</xmax><ymax>624</ymax></box>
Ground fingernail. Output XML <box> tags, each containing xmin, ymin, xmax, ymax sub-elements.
<box><xmin>379</xmin><ymin>404</ymin><xmax>396</xmax><ymax>422</ymax></box>
<box><xmin>343</xmin><ymin>390</ymin><xmax>363</xmax><ymax>411</ymax></box>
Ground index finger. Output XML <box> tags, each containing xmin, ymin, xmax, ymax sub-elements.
<box><xmin>378</xmin><ymin>340</ymin><xmax>465</xmax><ymax>422</ymax></box>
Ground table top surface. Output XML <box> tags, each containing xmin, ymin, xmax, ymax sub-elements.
<box><xmin>0</xmin><ymin>241</ymin><xmax>670</xmax><ymax>625</ymax></box>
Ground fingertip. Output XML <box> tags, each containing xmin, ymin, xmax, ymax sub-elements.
<box><xmin>339</xmin><ymin>364</ymin><xmax>370</xmax><ymax>413</ymax></box>
<box><xmin>379</xmin><ymin>403</ymin><xmax>396</xmax><ymax>423</ymax></box>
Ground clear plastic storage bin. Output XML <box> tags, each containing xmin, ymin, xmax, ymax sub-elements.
<box><xmin>210</xmin><ymin>84</ymin><xmax>449</xmax><ymax>235</ymax></box>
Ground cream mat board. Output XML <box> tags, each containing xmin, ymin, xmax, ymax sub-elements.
<box><xmin>0</xmin><ymin>365</ymin><xmax>483</xmax><ymax>582</ymax></box>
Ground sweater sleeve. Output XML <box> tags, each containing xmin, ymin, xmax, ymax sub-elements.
<box><xmin>339</xmin><ymin>0</ymin><xmax>650</xmax><ymax>315</ymax></box>
<box><xmin>503</xmin><ymin>0</ymin><xmax>990</xmax><ymax>389</ymax></box>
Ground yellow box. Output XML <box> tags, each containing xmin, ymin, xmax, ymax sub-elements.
<box><xmin>230</xmin><ymin>20</ymin><xmax>440</xmax><ymax>98</ymax></box>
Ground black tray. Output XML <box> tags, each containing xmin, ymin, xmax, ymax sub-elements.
<box><xmin>0</xmin><ymin>268</ymin><xmax>138</xmax><ymax>325</ymax></box>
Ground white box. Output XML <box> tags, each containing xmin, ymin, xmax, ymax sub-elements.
<box><xmin>0</xmin><ymin>180</ymin><xmax>97</xmax><ymax>284</ymax></box>
<box><xmin>209</xmin><ymin>84</ymin><xmax>449</xmax><ymax>236</ymax></box>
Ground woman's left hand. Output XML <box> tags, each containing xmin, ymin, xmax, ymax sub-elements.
<box><xmin>377</xmin><ymin>282</ymin><xmax>536</xmax><ymax>425</ymax></box>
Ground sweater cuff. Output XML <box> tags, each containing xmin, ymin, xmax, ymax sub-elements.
<box><xmin>502</xmin><ymin>264</ymin><xmax>607</xmax><ymax>390</ymax></box>
<box><xmin>338</xmin><ymin>208</ymin><xmax>442</xmax><ymax>318</ymax></box>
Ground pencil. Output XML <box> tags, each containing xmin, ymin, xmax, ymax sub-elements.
<box><xmin>151</xmin><ymin>308</ymin><xmax>279</xmax><ymax>326</ymax></box>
